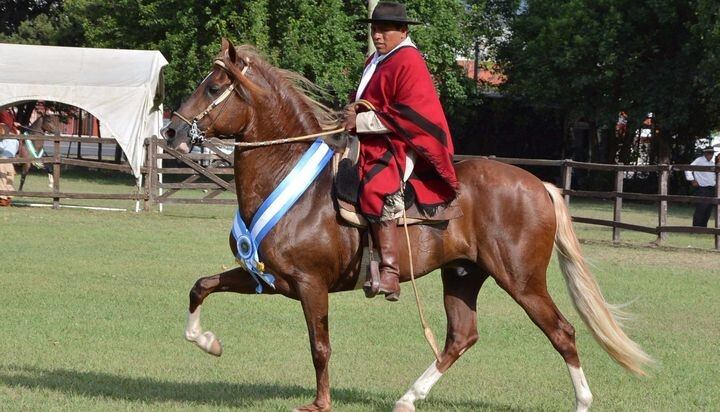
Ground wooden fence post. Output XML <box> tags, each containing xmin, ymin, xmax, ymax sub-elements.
<box><xmin>52</xmin><ymin>138</ymin><xmax>61</xmax><ymax>209</ymax></box>
<box><xmin>561</xmin><ymin>160</ymin><xmax>572</xmax><ymax>205</ymax></box>
<box><xmin>143</xmin><ymin>137</ymin><xmax>155</xmax><ymax>212</ymax></box>
<box><xmin>613</xmin><ymin>169</ymin><xmax>624</xmax><ymax>242</ymax></box>
<box><xmin>657</xmin><ymin>165</ymin><xmax>669</xmax><ymax>244</ymax></box>
<box><xmin>715</xmin><ymin>167</ymin><xmax>720</xmax><ymax>250</ymax></box>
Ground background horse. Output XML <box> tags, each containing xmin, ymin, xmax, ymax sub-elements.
<box><xmin>17</xmin><ymin>113</ymin><xmax>59</xmax><ymax>191</ymax></box>
<box><xmin>162</xmin><ymin>39</ymin><xmax>653</xmax><ymax>412</ymax></box>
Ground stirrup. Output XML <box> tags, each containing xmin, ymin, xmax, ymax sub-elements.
<box><xmin>363</xmin><ymin>261</ymin><xmax>401</xmax><ymax>301</ymax></box>
<box><xmin>363</xmin><ymin>261</ymin><xmax>380</xmax><ymax>298</ymax></box>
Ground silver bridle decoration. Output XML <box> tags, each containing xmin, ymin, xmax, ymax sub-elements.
<box><xmin>189</xmin><ymin>120</ymin><xmax>204</xmax><ymax>144</ymax></box>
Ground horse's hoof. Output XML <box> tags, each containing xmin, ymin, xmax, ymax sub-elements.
<box><xmin>188</xmin><ymin>331</ymin><xmax>223</xmax><ymax>357</ymax></box>
<box><xmin>207</xmin><ymin>337</ymin><xmax>223</xmax><ymax>357</ymax></box>
<box><xmin>384</xmin><ymin>291</ymin><xmax>400</xmax><ymax>302</ymax></box>
<box><xmin>201</xmin><ymin>332</ymin><xmax>223</xmax><ymax>357</ymax></box>
<box><xmin>393</xmin><ymin>400</ymin><xmax>415</xmax><ymax>412</ymax></box>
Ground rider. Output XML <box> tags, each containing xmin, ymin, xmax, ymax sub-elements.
<box><xmin>342</xmin><ymin>2</ymin><xmax>458</xmax><ymax>301</ymax></box>
<box><xmin>0</xmin><ymin>108</ymin><xmax>20</xmax><ymax>206</ymax></box>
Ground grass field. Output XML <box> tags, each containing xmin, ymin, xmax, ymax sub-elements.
<box><xmin>1</xmin><ymin>172</ymin><xmax>719</xmax><ymax>411</ymax></box>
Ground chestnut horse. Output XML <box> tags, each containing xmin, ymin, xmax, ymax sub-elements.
<box><xmin>162</xmin><ymin>40</ymin><xmax>652</xmax><ymax>412</ymax></box>
<box><xmin>17</xmin><ymin>114</ymin><xmax>59</xmax><ymax>191</ymax></box>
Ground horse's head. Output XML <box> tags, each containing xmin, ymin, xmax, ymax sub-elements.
<box><xmin>27</xmin><ymin>113</ymin><xmax>60</xmax><ymax>135</ymax></box>
<box><xmin>162</xmin><ymin>38</ymin><xmax>265</xmax><ymax>153</ymax></box>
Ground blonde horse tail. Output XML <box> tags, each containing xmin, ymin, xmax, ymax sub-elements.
<box><xmin>543</xmin><ymin>182</ymin><xmax>654</xmax><ymax>376</ymax></box>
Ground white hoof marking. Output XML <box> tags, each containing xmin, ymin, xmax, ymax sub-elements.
<box><xmin>184</xmin><ymin>307</ymin><xmax>223</xmax><ymax>356</ymax></box>
<box><xmin>396</xmin><ymin>361</ymin><xmax>443</xmax><ymax>410</ymax></box>
<box><xmin>567</xmin><ymin>364</ymin><xmax>593</xmax><ymax>412</ymax></box>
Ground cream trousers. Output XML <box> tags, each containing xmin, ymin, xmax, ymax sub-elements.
<box><xmin>0</xmin><ymin>158</ymin><xmax>16</xmax><ymax>199</ymax></box>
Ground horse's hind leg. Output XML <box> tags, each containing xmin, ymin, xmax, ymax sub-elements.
<box><xmin>185</xmin><ymin>267</ymin><xmax>261</xmax><ymax>356</ymax></box>
<box><xmin>394</xmin><ymin>266</ymin><xmax>488</xmax><ymax>412</ymax></box>
<box><xmin>497</xmin><ymin>268</ymin><xmax>593</xmax><ymax>412</ymax></box>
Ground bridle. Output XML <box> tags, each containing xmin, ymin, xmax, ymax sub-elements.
<box><xmin>172</xmin><ymin>58</ymin><xmax>249</xmax><ymax>145</ymax></box>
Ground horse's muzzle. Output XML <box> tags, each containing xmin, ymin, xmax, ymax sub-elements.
<box><xmin>161</xmin><ymin>121</ymin><xmax>192</xmax><ymax>153</ymax></box>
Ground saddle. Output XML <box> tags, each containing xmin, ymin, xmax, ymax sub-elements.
<box><xmin>323</xmin><ymin>132</ymin><xmax>463</xmax><ymax>293</ymax></box>
<box><xmin>323</xmin><ymin>132</ymin><xmax>463</xmax><ymax>228</ymax></box>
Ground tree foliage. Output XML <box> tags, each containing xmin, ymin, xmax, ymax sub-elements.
<box><xmin>0</xmin><ymin>1</ymin><xmax>62</xmax><ymax>35</ymax></box>
<box><xmin>498</xmin><ymin>0</ymin><xmax>720</xmax><ymax>161</ymax></box>
<box><xmin>0</xmin><ymin>1</ymin><xmax>81</xmax><ymax>45</ymax></box>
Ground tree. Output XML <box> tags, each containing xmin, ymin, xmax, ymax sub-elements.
<box><xmin>0</xmin><ymin>1</ymin><xmax>63</xmax><ymax>35</ymax></box>
<box><xmin>404</xmin><ymin>0</ymin><xmax>477</xmax><ymax>104</ymax></box>
<box><xmin>0</xmin><ymin>0</ymin><xmax>82</xmax><ymax>46</ymax></box>
<box><xmin>498</xmin><ymin>0</ymin><xmax>720</xmax><ymax>163</ymax></box>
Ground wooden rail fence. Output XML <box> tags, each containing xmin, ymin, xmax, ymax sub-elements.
<box><xmin>2</xmin><ymin>135</ymin><xmax>718</xmax><ymax>250</ymax></box>
<box><xmin>455</xmin><ymin>155</ymin><xmax>720</xmax><ymax>249</ymax></box>
<box><xmin>0</xmin><ymin>135</ymin><xmax>142</xmax><ymax>209</ymax></box>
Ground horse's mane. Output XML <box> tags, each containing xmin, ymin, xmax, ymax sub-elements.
<box><xmin>224</xmin><ymin>45</ymin><xmax>341</xmax><ymax>131</ymax></box>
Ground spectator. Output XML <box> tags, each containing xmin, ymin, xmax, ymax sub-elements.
<box><xmin>0</xmin><ymin>109</ymin><xmax>20</xmax><ymax>206</ymax></box>
<box><xmin>684</xmin><ymin>146</ymin><xmax>717</xmax><ymax>227</ymax></box>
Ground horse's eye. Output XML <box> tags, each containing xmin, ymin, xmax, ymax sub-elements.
<box><xmin>208</xmin><ymin>84</ymin><xmax>221</xmax><ymax>94</ymax></box>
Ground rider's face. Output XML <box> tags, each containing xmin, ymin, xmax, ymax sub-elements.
<box><xmin>371</xmin><ymin>23</ymin><xmax>408</xmax><ymax>55</ymax></box>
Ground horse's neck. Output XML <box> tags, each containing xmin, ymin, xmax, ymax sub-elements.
<box><xmin>234</xmin><ymin>98</ymin><xmax>325</xmax><ymax>219</ymax></box>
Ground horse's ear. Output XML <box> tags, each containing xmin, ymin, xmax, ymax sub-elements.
<box><xmin>221</xmin><ymin>38</ymin><xmax>237</xmax><ymax>65</ymax></box>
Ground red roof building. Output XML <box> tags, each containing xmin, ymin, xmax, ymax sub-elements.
<box><xmin>457</xmin><ymin>59</ymin><xmax>506</xmax><ymax>86</ymax></box>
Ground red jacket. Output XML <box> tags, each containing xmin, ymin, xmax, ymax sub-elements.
<box><xmin>354</xmin><ymin>46</ymin><xmax>458</xmax><ymax>218</ymax></box>
<box><xmin>0</xmin><ymin>111</ymin><xmax>19</xmax><ymax>134</ymax></box>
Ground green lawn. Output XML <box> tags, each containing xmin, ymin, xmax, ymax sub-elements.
<box><xmin>1</xmin><ymin>173</ymin><xmax>718</xmax><ymax>411</ymax></box>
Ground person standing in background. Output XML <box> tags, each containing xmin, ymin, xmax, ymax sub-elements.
<box><xmin>684</xmin><ymin>146</ymin><xmax>717</xmax><ymax>227</ymax></box>
<box><xmin>0</xmin><ymin>109</ymin><xmax>21</xmax><ymax>206</ymax></box>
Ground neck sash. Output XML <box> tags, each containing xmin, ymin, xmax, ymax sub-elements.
<box><xmin>230</xmin><ymin>138</ymin><xmax>334</xmax><ymax>293</ymax></box>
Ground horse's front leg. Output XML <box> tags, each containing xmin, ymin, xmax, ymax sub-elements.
<box><xmin>293</xmin><ymin>279</ymin><xmax>332</xmax><ymax>412</ymax></box>
<box><xmin>185</xmin><ymin>266</ymin><xmax>267</xmax><ymax>356</ymax></box>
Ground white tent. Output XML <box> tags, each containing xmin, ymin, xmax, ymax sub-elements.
<box><xmin>0</xmin><ymin>43</ymin><xmax>168</xmax><ymax>178</ymax></box>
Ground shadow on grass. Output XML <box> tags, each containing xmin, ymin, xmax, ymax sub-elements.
<box><xmin>0</xmin><ymin>364</ymin><xmax>527</xmax><ymax>411</ymax></box>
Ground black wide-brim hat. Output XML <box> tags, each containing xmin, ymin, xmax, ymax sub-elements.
<box><xmin>358</xmin><ymin>2</ymin><xmax>421</xmax><ymax>25</ymax></box>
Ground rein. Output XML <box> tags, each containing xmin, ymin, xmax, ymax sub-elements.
<box><xmin>206</xmin><ymin>127</ymin><xmax>344</xmax><ymax>148</ymax></box>
<box><xmin>206</xmin><ymin>100</ymin><xmax>376</xmax><ymax>149</ymax></box>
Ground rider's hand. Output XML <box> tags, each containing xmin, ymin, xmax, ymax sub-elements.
<box><xmin>342</xmin><ymin>104</ymin><xmax>357</xmax><ymax>133</ymax></box>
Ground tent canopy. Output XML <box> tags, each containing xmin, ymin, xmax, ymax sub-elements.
<box><xmin>0</xmin><ymin>43</ymin><xmax>168</xmax><ymax>177</ymax></box>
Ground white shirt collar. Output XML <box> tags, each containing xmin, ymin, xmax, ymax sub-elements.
<box><xmin>355</xmin><ymin>36</ymin><xmax>416</xmax><ymax>101</ymax></box>
<box><xmin>371</xmin><ymin>36</ymin><xmax>416</xmax><ymax>64</ymax></box>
